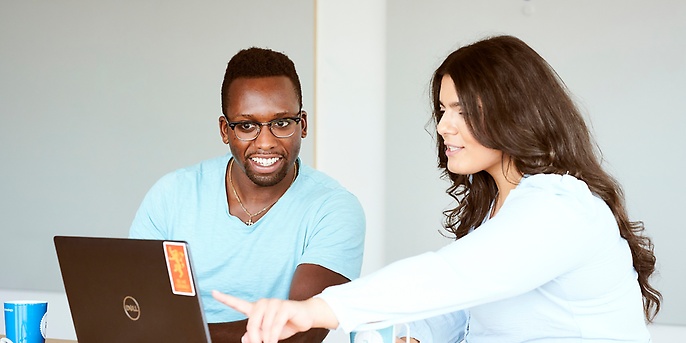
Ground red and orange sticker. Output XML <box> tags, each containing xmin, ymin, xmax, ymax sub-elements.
<box><xmin>163</xmin><ymin>241</ymin><xmax>196</xmax><ymax>296</ymax></box>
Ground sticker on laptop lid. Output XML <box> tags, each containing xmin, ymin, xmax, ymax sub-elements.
<box><xmin>163</xmin><ymin>241</ymin><xmax>196</xmax><ymax>296</ymax></box>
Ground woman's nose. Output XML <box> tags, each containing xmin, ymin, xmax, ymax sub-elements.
<box><xmin>436</xmin><ymin>113</ymin><xmax>454</xmax><ymax>137</ymax></box>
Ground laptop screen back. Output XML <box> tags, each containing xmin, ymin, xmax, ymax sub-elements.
<box><xmin>54</xmin><ymin>236</ymin><xmax>211</xmax><ymax>343</ymax></box>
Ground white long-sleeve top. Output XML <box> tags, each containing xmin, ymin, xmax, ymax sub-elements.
<box><xmin>318</xmin><ymin>174</ymin><xmax>651</xmax><ymax>342</ymax></box>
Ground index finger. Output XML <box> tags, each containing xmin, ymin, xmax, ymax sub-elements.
<box><xmin>212</xmin><ymin>290</ymin><xmax>254</xmax><ymax>316</ymax></box>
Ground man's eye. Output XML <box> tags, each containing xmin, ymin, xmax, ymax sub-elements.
<box><xmin>272</xmin><ymin>119</ymin><xmax>292</xmax><ymax>128</ymax></box>
<box><xmin>237</xmin><ymin>122</ymin><xmax>257</xmax><ymax>131</ymax></box>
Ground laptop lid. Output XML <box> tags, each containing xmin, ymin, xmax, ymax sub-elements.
<box><xmin>54</xmin><ymin>236</ymin><xmax>211</xmax><ymax>343</ymax></box>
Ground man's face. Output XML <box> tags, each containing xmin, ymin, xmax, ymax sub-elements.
<box><xmin>220</xmin><ymin>76</ymin><xmax>307</xmax><ymax>187</ymax></box>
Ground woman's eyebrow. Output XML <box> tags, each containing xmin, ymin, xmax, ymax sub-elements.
<box><xmin>447</xmin><ymin>101</ymin><xmax>461</xmax><ymax>108</ymax></box>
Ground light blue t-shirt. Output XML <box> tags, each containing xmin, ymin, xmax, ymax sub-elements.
<box><xmin>130</xmin><ymin>154</ymin><xmax>365</xmax><ymax>323</ymax></box>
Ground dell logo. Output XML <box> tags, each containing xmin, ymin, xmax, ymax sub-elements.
<box><xmin>123</xmin><ymin>296</ymin><xmax>141</xmax><ymax>321</ymax></box>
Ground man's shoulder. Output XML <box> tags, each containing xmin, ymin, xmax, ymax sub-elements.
<box><xmin>180</xmin><ymin>154</ymin><xmax>229</xmax><ymax>173</ymax></box>
<box><xmin>153</xmin><ymin>154</ymin><xmax>229</xmax><ymax>189</ymax></box>
<box><xmin>298</xmin><ymin>164</ymin><xmax>351</xmax><ymax>195</ymax></box>
<box><xmin>291</xmin><ymin>165</ymin><xmax>364</xmax><ymax>216</ymax></box>
<box><xmin>165</xmin><ymin>154</ymin><xmax>228</xmax><ymax>176</ymax></box>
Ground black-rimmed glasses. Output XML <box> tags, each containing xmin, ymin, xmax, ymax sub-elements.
<box><xmin>224</xmin><ymin>112</ymin><xmax>302</xmax><ymax>141</ymax></box>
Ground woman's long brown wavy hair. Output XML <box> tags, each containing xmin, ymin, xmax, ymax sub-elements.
<box><xmin>430</xmin><ymin>35</ymin><xmax>661</xmax><ymax>321</ymax></box>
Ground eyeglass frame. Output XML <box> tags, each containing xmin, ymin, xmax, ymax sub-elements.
<box><xmin>223</xmin><ymin>110</ymin><xmax>303</xmax><ymax>141</ymax></box>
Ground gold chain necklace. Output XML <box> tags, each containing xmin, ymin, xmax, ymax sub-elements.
<box><xmin>228</xmin><ymin>158</ymin><xmax>297</xmax><ymax>226</ymax></box>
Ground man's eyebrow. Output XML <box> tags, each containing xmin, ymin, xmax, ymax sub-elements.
<box><xmin>228</xmin><ymin>113</ymin><xmax>254</xmax><ymax>120</ymax></box>
<box><xmin>230</xmin><ymin>111</ymin><xmax>297</xmax><ymax>120</ymax></box>
<box><xmin>275</xmin><ymin>110</ymin><xmax>298</xmax><ymax>116</ymax></box>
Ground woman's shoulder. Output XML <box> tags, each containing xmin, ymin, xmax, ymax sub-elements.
<box><xmin>498</xmin><ymin>173</ymin><xmax>617</xmax><ymax>242</ymax></box>
<box><xmin>509</xmin><ymin>173</ymin><xmax>607</xmax><ymax>217</ymax></box>
<box><xmin>516</xmin><ymin>173</ymin><xmax>593</xmax><ymax>200</ymax></box>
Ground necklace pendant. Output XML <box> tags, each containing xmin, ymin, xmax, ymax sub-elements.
<box><xmin>246</xmin><ymin>219</ymin><xmax>253</xmax><ymax>226</ymax></box>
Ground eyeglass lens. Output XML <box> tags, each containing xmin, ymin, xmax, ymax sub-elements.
<box><xmin>233</xmin><ymin>118</ymin><xmax>299</xmax><ymax>140</ymax></box>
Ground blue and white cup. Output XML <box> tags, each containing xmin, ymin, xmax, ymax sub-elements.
<box><xmin>1</xmin><ymin>300</ymin><xmax>48</xmax><ymax>343</ymax></box>
<box><xmin>350</xmin><ymin>323</ymin><xmax>410</xmax><ymax>343</ymax></box>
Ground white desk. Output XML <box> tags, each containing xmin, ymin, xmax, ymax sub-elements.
<box><xmin>0</xmin><ymin>335</ymin><xmax>75</xmax><ymax>343</ymax></box>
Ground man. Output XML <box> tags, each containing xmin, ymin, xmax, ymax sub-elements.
<box><xmin>129</xmin><ymin>47</ymin><xmax>365</xmax><ymax>342</ymax></box>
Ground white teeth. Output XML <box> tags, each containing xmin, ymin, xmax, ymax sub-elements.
<box><xmin>251</xmin><ymin>157</ymin><xmax>280</xmax><ymax>166</ymax></box>
<box><xmin>447</xmin><ymin>146</ymin><xmax>459</xmax><ymax>151</ymax></box>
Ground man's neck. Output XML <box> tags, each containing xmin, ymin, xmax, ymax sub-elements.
<box><xmin>225</xmin><ymin>158</ymin><xmax>298</xmax><ymax>224</ymax></box>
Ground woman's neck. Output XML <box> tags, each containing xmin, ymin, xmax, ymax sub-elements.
<box><xmin>488</xmin><ymin>157</ymin><xmax>522</xmax><ymax>218</ymax></box>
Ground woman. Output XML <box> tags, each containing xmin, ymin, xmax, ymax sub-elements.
<box><xmin>213</xmin><ymin>35</ymin><xmax>661</xmax><ymax>342</ymax></box>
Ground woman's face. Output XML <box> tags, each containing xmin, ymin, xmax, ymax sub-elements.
<box><xmin>436</xmin><ymin>75</ymin><xmax>504</xmax><ymax>177</ymax></box>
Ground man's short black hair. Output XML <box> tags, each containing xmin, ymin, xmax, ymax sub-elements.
<box><xmin>221</xmin><ymin>47</ymin><xmax>303</xmax><ymax>115</ymax></box>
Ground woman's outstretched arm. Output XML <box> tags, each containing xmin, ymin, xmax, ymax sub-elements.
<box><xmin>212</xmin><ymin>290</ymin><xmax>339</xmax><ymax>343</ymax></box>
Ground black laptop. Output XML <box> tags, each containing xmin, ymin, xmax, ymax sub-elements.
<box><xmin>54</xmin><ymin>236</ymin><xmax>212</xmax><ymax>342</ymax></box>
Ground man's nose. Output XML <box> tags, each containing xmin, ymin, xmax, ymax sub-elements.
<box><xmin>253</xmin><ymin>124</ymin><xmax>278</xmax><ymax>148</ymax></box>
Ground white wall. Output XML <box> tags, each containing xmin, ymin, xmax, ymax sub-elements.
<box><xmin>1</xmin><ymin>0</ymin><xmax>315</xmax><ymax>340</ymax></box>
<box><xmin>314</xmin><ymin>2</ymin><xmax>386</xmax><ymax>341</ymax></box>
<box><xmin>3</xmin><ymin>0</ymin><xmax>686</xmax><ymax>341</ymax></box>
<box><xmin>323</xmin><ymin>0</ymin><xmax>686</xmax><ymax>341</ymax></box>
<box><xmin>314</xmin><ymin>0</ymin><xmax>387</xmax><ymax>276</ymax></box>
<box><xmin>384</xmin><ymin>0</ymin><xmax>686</xmax><ymax>327</ymax></box>
<box><xmin>0</xmin><ymin>0</ymin><xmax>315</xmax><ymax>292</ymax></box>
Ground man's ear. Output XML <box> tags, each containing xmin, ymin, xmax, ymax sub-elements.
<box><xmin>300</xmin><ymin>110</ymin><xmax>308</xmax><ymax>138</ymax></box>
<box><xmin>218</xmin><ymin>116</ymin><xmax>230</xmax><ymax>144</ymax></box>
